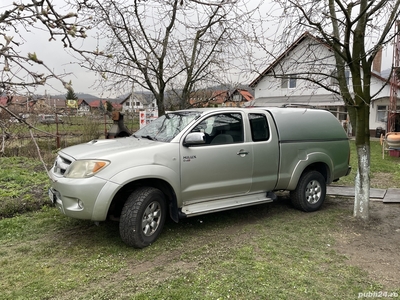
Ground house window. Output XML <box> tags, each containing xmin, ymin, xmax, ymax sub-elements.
<box><xmin>281</xmin><ymin>76</ymin><xmax>296</xmax><ymax>89</ymax></box>
<box><xmin>331</xmin><ymin>68</ymin><xmax>350</xmax><ymax>85</ymax></box>
<box><xmin>376</xmin><ymin>105</ymin><xmax>387</xmax><ymax>122</ymax></box>
<box><xmin>281</xmin><ymin>77</ymin><xmax>288</xmax><ymax>88</ymax></box>
<box><xmin>345</xmin><ymin>69</ymin><xmax>350</xmax><ymax>85</ymax></box>
<box><xmin>338</xmin><ymin>107</ymin><xmax>347</xmax><ymax>121</ymax></box>
<box><xmin>328</xmin><ymin>106</ymin><xmax>347</xmax><ymax>121</ymax></box>
<box><xmin>135</xmin><ymin>102</ymin><xmax>141</xmax><ymax>106</ymax></box>
<box><xmin>330</xmin><ymin>71</ymin><xmax>337</xmax><ymax>86</ymax></box>
<box><xmin>289</xmin><ymin>76</ymin><xmax>297</xmax><ymax>89</ymax></box>
<box><xmin>125</xmin><ymin>102</ymin><xmax>130</xmax><ymax>106</ymax></box>
<box><xmin>233</xmin><ymin>94</ymin><xmax>241</xmax><ymax>102</ymax></box>
<box><xmin>388</xmin><ymin>106</ymin><xmax>400</xmax><ymax>112</ymax></box>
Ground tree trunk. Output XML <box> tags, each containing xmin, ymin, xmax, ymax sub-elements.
<box><xmin>157</xmin><ymin>97</ymin><xmax>165</xmax><ymax>117</ymax></box>
<box><xmin>354</xmin><ymin>144</ymin><xmax>370</xmax><ymax>220</ymax></box>
<box><xmin>353</xmin><ymin>103</ymin><xmax>370</xmax><ymax>220</ymax></box>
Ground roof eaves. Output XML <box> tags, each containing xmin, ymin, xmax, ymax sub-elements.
<box><xmin>249</xmin><ymin>32</ymin><xmax>332</xmax><ymax>87</ymax></box>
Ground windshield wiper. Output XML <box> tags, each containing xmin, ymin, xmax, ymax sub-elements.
<box><xmin>140</xmin><ymin>135</ymin><xmax>157</xmax><ymax>141</ymax></box>
<box><xmin>132</xmin><ymin>134</ymin><xmax>156</xmax><ymax>141</ymax></box>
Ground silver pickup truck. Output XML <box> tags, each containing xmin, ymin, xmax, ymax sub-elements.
<box><xmin>48</xmin><ymin>107</ymin><xmax>351</xmax><ymax>248</ymax></box>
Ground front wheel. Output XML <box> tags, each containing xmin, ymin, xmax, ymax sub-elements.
<box><xmin>119</xmin><ymin>187</ymin><xmax>166</xmax><ymax>248</ymax></box>
<box><xmin>290</xmin><ymin>171</ymin><xmax>326</xmax><ymax>212</ymax></box>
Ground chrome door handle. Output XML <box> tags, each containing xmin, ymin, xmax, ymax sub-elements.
<box><xmin>237</xmin><ymin>149</ymin><xmax>249</xmax><ymax>157</ymax></box>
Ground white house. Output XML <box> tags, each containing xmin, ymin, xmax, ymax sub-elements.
<box><xmin>77</xmin><ymin>99</ymin><xmax>91</xmax><ymax>115</ymax></box>
<box><xmin>120</xmin><ymin>93</ymin><xmax>158</xmax><ymax>113</ymax></box>
<box><xmin>249</xmin><ymin>32</ymin><xmax>400</xmax><ymax>136</ymax></box>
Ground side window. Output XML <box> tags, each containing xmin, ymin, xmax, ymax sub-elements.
<box><xmin>281</xmin><ymin>76</ymin><xmax>288</xmax><ymax>88</ymax></box>
<box><xmin>249</xmin><ymin>113</ymin><xmax>269</xmax><ymax>142</ymax></box>
<box><xmin>289</xmin><ymin>76</ymin><xmax>297</xmax><ymax>89</ymax></box>
<box><xmin>376</xmin><ymin>105</ymin><xmax>387</xmax><ymax>122</ymax></box>
<box><xmin>191</xmin><ymin>113</ymin><xmax>243</xmax><ymax>145</ymax></box>
<box><xmin>331</xmin><ymin>68</ymin><xmax>350</xmax><ymax>86</ymax></box>
<box><xmin>281</xmin><ymin>76</ymin><xmax>296</xmax><ymax>89</ymax></box>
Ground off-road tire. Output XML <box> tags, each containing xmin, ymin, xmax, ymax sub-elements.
<box><xmin>290</xmin><ymin>171</ymin><xmax>326</xmax><ymax>212</ymax></box>
<box><xmin>119</xmin><ymin>187</ymin><xmax>166</xmax><ymax>248</ymax></box>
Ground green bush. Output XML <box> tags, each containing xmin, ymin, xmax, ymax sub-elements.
<box><xmin>79</xmin><ymin>117</ymin><xmax>102</xmax><ymax>143</ymax></box>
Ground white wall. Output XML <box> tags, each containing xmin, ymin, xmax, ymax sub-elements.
<box><xmin>252</xmin><ymin>36</ymin><xmax>400</xmax><ymax>132</ymax></box>
<box><xmin>254</xmin><ymin>40</ymin><xmax>340</xmax><ymax>99</ymax></box>
<box><xmin>122</xmin><ymin>96</ymin><xmax>158</xmax><ymax>113</ymax></box>
<box><xmin>369</xmin><ymin>76</ymin><xmax>392</xmax><ymax>131</ymax></box>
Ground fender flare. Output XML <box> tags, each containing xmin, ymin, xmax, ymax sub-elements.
<box><xmin>91</xmin><ymin>165</ymin><xmax>181</xmax><ymax>221</ymax></box>
<box><xmin>286</xmin><ymin>152</ymin><xmax>333</xmax><ymax>190</ymax></box>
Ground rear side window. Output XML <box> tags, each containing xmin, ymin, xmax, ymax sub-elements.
<box><xmin>249</xmin><ymin>114</ymin><xmax>269</xmax><ymax>142</ymax></box>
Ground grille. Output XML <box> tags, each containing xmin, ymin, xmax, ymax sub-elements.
<box><xmin>53</xmin><ymin>155</ymin><xmax>72</xmax><ymax>175</ymax></box>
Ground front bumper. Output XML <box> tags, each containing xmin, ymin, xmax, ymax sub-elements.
<box><xmin>48</xmin><ymin>170</ymin><xmax>114</xmax><ymax>221</ymax></box>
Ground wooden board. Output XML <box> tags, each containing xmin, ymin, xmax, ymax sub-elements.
<box><xmin>383</xmin><ymin>188</ymin><xmax>400</xmax><ymax>203</ymax></box>
<box><xmin>327</xmin><ymin>186</ymin><xmax>387</xmax><ymax>200</ymax></box>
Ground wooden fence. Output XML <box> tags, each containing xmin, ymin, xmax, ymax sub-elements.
<box><xmin>1</xmin><ymin>114</ymin><xmax>140</xmax><ymax>164</ymax></box>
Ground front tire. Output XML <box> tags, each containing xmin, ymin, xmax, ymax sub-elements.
<box><xmin>119</xmin><ymin>187</ymin><xmax>166</xmax><ymax>248</ymax></box>
<box><xmin>290</xmin><ymin>171</ymin><xmax>326</xmax><ymax>212</ymax></box>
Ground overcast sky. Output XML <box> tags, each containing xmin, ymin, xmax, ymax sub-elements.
<box><xmin>2</xmin><ymin>0</ymin><xmax>102</xmax><ymax>97</ymax></box>
<box><xmin>23</xmin><ymin>33</ymin><xmax>100</xmax><ymax>97</ymax></box>
<box><xmin>2</xmin><ymin>0</ymin><xmax>395</xmax><ymax>98</ymax></box>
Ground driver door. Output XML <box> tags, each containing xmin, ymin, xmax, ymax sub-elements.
<box><xmin>180</xmin><ymin>112</ymin><xmax>253</xmax><ymax>204</ymax></box>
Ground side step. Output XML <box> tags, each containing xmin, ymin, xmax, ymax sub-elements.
<box><xmin>181</xmin><ymin>192</ymin><xmax>275</xmax><ymax>217</ymax></box>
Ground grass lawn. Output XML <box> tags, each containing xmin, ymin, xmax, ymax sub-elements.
<box><xmin>1</xmin><ymin>198</ymin><xmax>395</xmax><ymax>300</ymax></box>
<box><xmin>333</xmin><ymin>140</ymin><xmax>400</xmax><ymax>188</ymax></box>
<box><xmin>0</xmin><ymin>140</ymin><xmax>399</xmax><ymax>299</ymax></box>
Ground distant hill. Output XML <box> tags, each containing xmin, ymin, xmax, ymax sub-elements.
<box><xmin>75</xmin><ymin>93</ymin><xmax>102</xmax><ymax>102</ymax></box>
<box><xmin>36</xmin><ymin>84</ymin><xmax>254</xmax><ymax>103</ymax></box>
<box><xmin>47</xmin><ymin>93</ymin><xmax>128</xmax><ymax>103</ymax></box>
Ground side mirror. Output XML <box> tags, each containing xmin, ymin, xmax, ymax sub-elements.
<box><xmin>183</xmin><ymin>132</ymin><xmax>206</xmax><ymax>146</ymax></box>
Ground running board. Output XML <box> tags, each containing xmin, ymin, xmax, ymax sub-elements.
<box><xmin>181</xmin><ymin>193</ymin><xmax>274</xmax><ymax>217</ymax></box>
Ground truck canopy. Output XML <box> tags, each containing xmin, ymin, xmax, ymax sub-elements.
<box><xmin>265</xmin><ymin>108</ymin><xmax>347</xmax><ymax>141</ymax></box>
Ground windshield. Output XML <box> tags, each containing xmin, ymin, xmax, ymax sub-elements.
<box><xmin>133</xmin><ymin>111</ymin><xmax>200</xmax><ymax>142</ymax></box>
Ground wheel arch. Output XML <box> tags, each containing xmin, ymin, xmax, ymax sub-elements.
<box><xmin>287</xmin><ymin>159</ymin><xmax>331</xmax><ymax>191</ymax></box>
<box><xmin>108</xmin><ymin>178</ymin><xmax>180</xmax><ymax>223</ymax></box>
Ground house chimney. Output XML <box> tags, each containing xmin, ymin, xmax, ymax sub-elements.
<box><xmin>373</xmin><ymin>46</ymin><xmax>382</xmax><ymax>74</ymax></box>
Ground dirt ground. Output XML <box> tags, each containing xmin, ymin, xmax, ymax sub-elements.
<box><xmin>331</xmin><ymin>197</ymin><xmax>400</xmax><ymax>290</ymax></box>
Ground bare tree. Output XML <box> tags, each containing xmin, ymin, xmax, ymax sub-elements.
<box><xmin>261</xmin><ymin>0</ymin><xmax>400</xmax><ymax>220</ymax></box>
<box><xmin>68</xmin><ymin>0</ymin><xmax>263</xmax><ymax>116</ymax></box>
<box><xmin>0</xmin><ymin>0</ymin><xmax>87</xmax><ymax>98</ymax></box>
<box><xmin>0</xmin><ymin>0</ymin><xmax>87</xmax><ymax>160</ymax></box>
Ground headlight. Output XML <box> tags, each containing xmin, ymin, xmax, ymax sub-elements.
<box><xmin>64</xmin><ymin>160</ymin><xmax>110</xmax><ymax>178</ymax></box>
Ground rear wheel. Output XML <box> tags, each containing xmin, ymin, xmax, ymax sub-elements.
<box><xmin>290</xmin><ymin>171</ymin><xmax>326</xmax><ymax>212</ymax></box>
<box><xmin>119</xmin><ymin>187</ymin><xmax>166</xmax><ymax>248</ymax></box>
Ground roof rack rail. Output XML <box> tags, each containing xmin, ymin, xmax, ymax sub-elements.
<box><xmin>280</xmin><ymin>104</ymin><xmax>317</xmax><ymax>109</ymax></box>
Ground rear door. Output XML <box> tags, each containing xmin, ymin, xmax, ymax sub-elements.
<box><xmin>246</xmin><ymin>111</ymin><xmax>279</xmax><ymax>192</ymax></box>
<box><xmin>180</xmin><ymin>112</ymin><xmax>253</xmax><ymax>203</ymax></box>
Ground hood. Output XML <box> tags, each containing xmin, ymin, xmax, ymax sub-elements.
<box><xmin>59</xmin><ymin>137</ymin><xmax>161</xmax><ymax>160</ymax></box>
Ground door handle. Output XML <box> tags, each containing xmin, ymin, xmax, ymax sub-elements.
<box><xmin>237</xmin><ymin>149</ymin><xmax>249</xmax><ymax>157</ymax></box>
